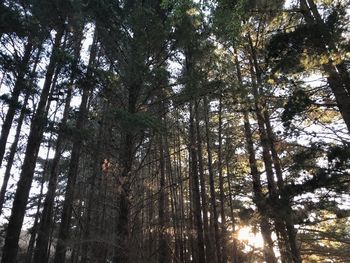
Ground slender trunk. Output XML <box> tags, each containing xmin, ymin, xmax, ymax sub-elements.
<box><xmin>114</xmin><ymin>84</ymin><xmax>138</xmax><ymax>263</ymax></box>
<box><xmin>243</xmin><ymin>111</ymin><xmax>277</xmax><ymax>263</ymax></box>
<box><xmin>33</xmin><ymin>29</ymin><xmax>82</xmax><ymax>263</ymax></box>
<box><xmin>225</xmin><ymin>158</ymin><xmax>239</xmax><ymax>263</ymax></box>
<box><xmin>0</xmin><ymin>47</ymin><xmax>42</xmax><ymax>215</ymax></box>
<box><xmin>25</xmin><ymin>137</ymin><xmax>53</xmax><ymax>263</ymax></box>
<box><xmin>217</xmin><ymin>96</ymin><xmax>228</xmax><ymax>263</ymax></box>
<box><xmin>33</xmin><ymin>87</ymin><xmax>72</xmax><ymax>263</ymax></box>
<box><xmin>80</xmin><ymin>101</ymin><xmax>108</xmax><ymax>262</ymax></box>
<box><xmin>204</xmin><ymin>96</ymin><xmax>222</xmax><ymax>263</ymax></box>
<box><xmin>234</xmin><ymin>49</ymin><xmax>277</xmax><ymax>263</ymax></box>
<box><xmin>158</xmin><ymin>132</ymin><xmax>168</xmax><ymax>263</ymax></box>
<box><xmin>189</xmin><ymin>101</ymin><xmax>206</xmax><ymax>263</ymax></box>
<box><xmin>195</xmin><ymin>100</ymin><xmax>214</xmax><ymax>263</ymax></box>
<box><xmin>1</xmin><ymin>27</ymin><xmax>64</xmax><ymax>263</ymax></box>
<box><xmin>53</xmin><ymin>32</ymin><xmax>97</xmax><ymax>263</ymax></box>
<box><xmin>264</xmin><ymin>112</ymin><xmax>300</xmax><ymax>263</ymax></box>
<box><xmin>0</xmin><ymin>90</ymin><xmax>30</xmax><ymax>215</ymax></box>
<box><xmin>249</xmin><ymin>53</ymin><xmax>291</xmax><ymax>263</ymax></box>
<box><xmin>0</xmin><ymin>40</ymin><xmax>33</xmax><ymax>167</ymax></box>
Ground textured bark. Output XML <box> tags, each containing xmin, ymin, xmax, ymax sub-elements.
<box><xmin>1</xmin><ymin>27</ymin><xmax>64</xmax><ymax>263</ymax></box>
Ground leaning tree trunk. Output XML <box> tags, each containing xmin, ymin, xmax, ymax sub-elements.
<box><xmin>1</xmin><ymin>27</ymin><xmax>65</xmax><ymax>263</ymax></box>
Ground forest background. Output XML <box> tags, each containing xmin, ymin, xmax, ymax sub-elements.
<box><xmin>0</xmin><ymin>0</ymin><xmax>349</xmax><ymax>262</ymax></box>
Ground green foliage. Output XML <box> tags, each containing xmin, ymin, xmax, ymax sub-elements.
<box><xmin>0</xmin><ymin>2</ymin><xmax>26</xmax><ymax>37</ymax></box>
<box><xmin>212</xmin><ymin>0</ymin><xmax>246</xmax><ymax>44</ymax></box>
<box><xmin>327</xmin><ymin>144</ymin><xmax>350</xmax><ymax>169</ymax></box>
<box><xmin>114</xmin><ymin>109</ymin><xmax>165</xmax><ymax>132</ymax></box>
<box><xmin>282</xmin><ymin>88</ymin><xmax>312</xmax><ymax>127</ymax></box>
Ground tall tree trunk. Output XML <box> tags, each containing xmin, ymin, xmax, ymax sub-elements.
<box><xmin>189</xmin><ymin>101</ymin><xmax>206</xmax><ymax>263</ymax></box>
<box><xmin>80</xmin><ymin>100</ymin><xmax>108</xmax><ymax>262</ymax></box>
<box><xmin>264</xmin><ymin>112</ymin><xmax>301</xmax><ymax>263</ymax></box>
<box><xmin>249</xmin><ymin>49</ymin><xmax>292</xmax><ymax>263</ymax></box>
<box><xmin>25</xmin><ymin>133</ymin><xmax>54</xmax><ymax>263</ymax></box>
<box><xmin>1</xmin><ymin>27</ymin><xmax>65</xmax><ymax>263</ymax></box>
<box><xmin>243</xmin><ymin>111</ymin><xmax>277</xmax><ymax>263</ymax></box>
<box><xmin>0</xmin><ymin>89</ymin><xmax>30</xmax><ymax>215</ymax></box>
<box><xmin>54</xmin><ymin>30</ymin><xmax>97</xmax><ymax>263</ymax></box>
<box><xmin>33</xmin><ymin>83</ymin><xmax>72</xmax><ymax>263</ymax></box>
<box><xmin>204</xmin><ymin>96</ymin><xmax>222</xmax><ymax>263</ymax></box>
<box><xmin>158</xmin><ymin>132</ymin><xmax>168</xmax><ymax>263</ymax></box>
<box><xmin>113</xmin><ymin>84</ymin><xmax>138</xmax><ymax>263</ymax></box>
<box><xmin>195</xmin><ymin>100</ymin><xmax>214</xmax><ymax>263</ymax></box>
<box><xmin>0</xmin><ymin>46</ymin><xmax>42</xmax><ymax>215</ymax></box>
<box><xmin>34</xmin><ymin>28</ymin><xmax>83</xmax><ymax>263</ymax></box>
<box><xmin>217</xmin><ymin>95</ymin><xmax>228</xmax><ymax>263</ymax></box>
<box><xmin>0</xmin><ymin>40</ymin><xmax>33</xmax><ymax>168</ymax></box>
<box><xmin>234</xmin><ymin>50</ymin><xmax>277</xmax><ymax>263</ymax></box>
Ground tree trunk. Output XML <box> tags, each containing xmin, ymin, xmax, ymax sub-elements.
<box><xmin>195</xmin><ymin>100</ymin><xmax>214</xmax><ymax>263</ymax></box>
<box><xmin>53</xmin><ymin>30</ymin><xmax>97</xmax><ymax>263</ymax></box>
<box><xmin>204</xmin><ymin>96</ymin><xmax>222</xmax><ymax>263</ymax></box>
<box><xmin>0</xmin><ymin>89</ymin><xmax>30</xmax><ymax>215</ymax></box>
<box><xmin>243</xmin><ymin>111</ymin><xmax>277</xmax><ymax>263</ymax></box>
<box><xmin>217</xmin><ymin>95</ymin><xmax>228</xmax><ymax>263</ymax></box>
<box><xmin>1</xmin><ymin>27</ymin><xmax>64</xmax><ymax>263</ymax></box>
<box><xmin>189</xmin><ymin>101</ymin><xmax>206</xmax><ymax>263</ymax></box>
<box><xmin>0</xmin><ymin>46</ymin><xmax>42</xmax><ymax>215</ymax></box>
<box><xmin>234</xmin><ymin>49</ymin><xmax>277</xmax><ymax>263</ymax></box>
<box><xmin>0</xmin><ymin>40</ymin><xmax>33</xmax><ymax>168</ymax></box>
<box><xmin>158</xmin><ymin>131</ymin><xmax>169</xmax><ymax>263</ymax></box>
<box><xmin>33</xmin><ymin>28</ymin><xmax>82</xmax><ymax>263</ymax></box>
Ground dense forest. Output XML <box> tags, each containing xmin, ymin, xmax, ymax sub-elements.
<box><xmin>0</xmin><ymin>0</ymin><xmax>349</xmax><ymax>262</ymax></box>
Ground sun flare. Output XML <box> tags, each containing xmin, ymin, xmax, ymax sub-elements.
<box><xmin>237</xmin><ymin>226</ymin><xmax>264</xmax><ymax>250</ymax></box>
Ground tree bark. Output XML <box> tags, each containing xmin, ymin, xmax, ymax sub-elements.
<box><xmin>204</xmin><ymin>96</ymin><xmax>222</xmax><ymax>263</ymax></box>
<box><xmin>0</xmin><ymin>40</ymin><xmax>33</xmax><ymax>168</ymax></box>
<box><xmin>189</xmin><ymin>101</ymin><xmax>206</xmax><ymax>263</ymax></box>
<box><xmin>217</xmin><ymin>95</ymin><xmax>228</xmax><ymax>263</ymax></box>
<box><xmin>1</xmin><ymin>27</ymin><xmax>64</xmax><ymax>263</ymax></box>
<box><xmin>54</xmin><ymin>30</ymin><xmax>97</xmax><ymax>263</ymax></box>
<box><xmin>243</xmin><ymin>111</ymin><xmax>277</xmax><ymax>263</ymax></box>
<box><xmin>195</xmin><ymin>100</ymin><xmax>214</xmax><ymax>263</ymax></box>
